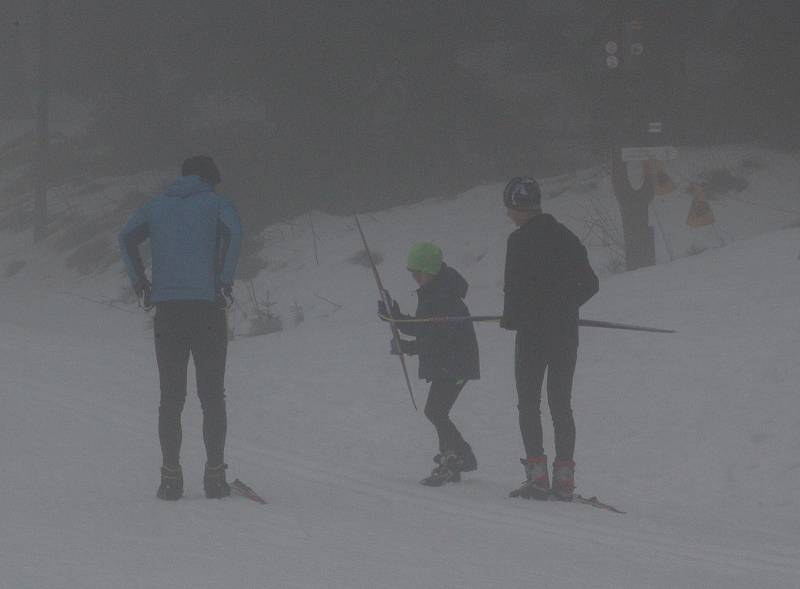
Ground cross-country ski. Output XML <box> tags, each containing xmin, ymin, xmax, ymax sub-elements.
<box><xmin>231</xmin><ymin>478</ymin><xmax>268</xmax><ymax>504</ymax></box>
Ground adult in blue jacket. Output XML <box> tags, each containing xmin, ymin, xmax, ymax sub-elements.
<box><xmin>119</xmin><ymin>155</ymin><xmax>243</xmax><ymax>501</ymax></box>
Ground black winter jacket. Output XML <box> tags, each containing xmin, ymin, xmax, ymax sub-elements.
<box><xmin>502</xmin><ymin>214</ymin><xmax>599</xmax><ymax>338</ymax></box>
<box><xmin>395</xmin><ymin>263</ymin><xmax>480</xmax><ymax>382</ymax></box>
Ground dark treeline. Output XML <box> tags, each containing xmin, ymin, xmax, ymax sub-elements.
<box><xmin>2</xmin><ymin>1</ymin><xmax>799</xmax><ymax>230</ymax></box>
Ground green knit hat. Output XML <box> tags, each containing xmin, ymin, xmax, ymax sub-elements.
<box><xmin>406</xmin><ymin>242</ymin><xmax>443</xmax><ymax>275</ymax></box>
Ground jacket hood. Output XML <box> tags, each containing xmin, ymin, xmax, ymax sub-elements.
<box><xmin>164</xmin><ymin>175</ymin><xmax>214</xmax><ymax>199</ymax></box>
<box><xmin>422</xmin><ymin>262</ymin><xmax>469</xmax><ymax>299</ymax></box>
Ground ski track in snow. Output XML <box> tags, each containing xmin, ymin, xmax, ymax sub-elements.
<box><xmin>3</xmin><ymin>152</ymin><xmax>800</xmax><ymax>587</ymax></box>
<box><xmin>2</xmin><ymin>312</ymin><xmax>799</xmax><ymax>589</ymax></box>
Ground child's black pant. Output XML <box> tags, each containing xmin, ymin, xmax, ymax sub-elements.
<box><xmin>154</xmin><ymin>301</ymin><xmax>228</xmax><ymax>469</ymax></box>
<box><xmin>424</xmin><ymin>379</ymin><xmax>468</xmax><ymax>454</ymax></box>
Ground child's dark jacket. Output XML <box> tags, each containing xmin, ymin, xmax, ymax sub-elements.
<box><xmin>396</xmin><ymin>263</ymin><xmax>480</xmax><ymax>382</ymax></box>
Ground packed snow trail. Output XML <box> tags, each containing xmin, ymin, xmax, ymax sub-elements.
<box><xmin>2</xmin><ymin>224</ymin><xmax>800</xmax><ymax>589</ymax></box>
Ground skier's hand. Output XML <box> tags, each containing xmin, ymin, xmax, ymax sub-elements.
<box><xmin>499</xmin><ymin>315</ymin><xmax>515</xmax><ymax>330</ymax></box>
<box><xmin>390</xmin><ymin>338</ymin><xmax>417</xmax><ymax>356</ymax></box>
<box><xmin>378</xmin><ymin>298</ymin><xmax>401</xmax><ymax>320</ymax></box>
<box><xmin>216</xmin><ymin>283</ymin><xmax>234</xmax><ymax>309</ymax></box>
<box><xmin>378</xmin><ymin>289</ymin><xmax>393</xmax><ymax>317</ymax></box>
<box><xmin>134</xmin><ymin>276</ymin><xmax>151</xmax><ymax>298</ymax></box>
<box><xmin>134</xmin><ymin>277</ymin><xmax>152</xmax><ymax>309</ymax></box>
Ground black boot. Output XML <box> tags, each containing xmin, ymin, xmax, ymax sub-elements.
<box><xmin>457</xmin><ymin>443</ymin><xmax>478</xmax><ymax>472</ymax></box>
<box><xmin>420</xmin><ymin>453</ymin><xmax>463</xmax><ymax>487</ymax></box>
<box><xmin>157</xmin><ymin>465</ymin><xmax>183</xmax><ymax>501</ymax></box>
<box><xmin>204</xmin><ymin>463</ymin><xmax>231</xmax><ymax>499</ymax></box>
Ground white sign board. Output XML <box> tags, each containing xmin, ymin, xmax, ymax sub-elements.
<box><xmin>621</xmin><ymin>146</ymin><xmax>678</xmax><ymax>162</ymax></box>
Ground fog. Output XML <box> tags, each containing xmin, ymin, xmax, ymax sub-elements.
<box><xmin>2</xmin><ymin>1</ymin><xmax>799</xmax><ymax>230</ymax></box>
<box><xmin>3</xmin><ymin>4</ymin><xmax>800</xmax><ymax>587</ymax></box>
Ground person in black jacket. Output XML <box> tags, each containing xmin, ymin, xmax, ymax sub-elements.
<box><xmin>501</xmin><ymin>177</ymin><xmax>599</xmax><ymax>501</ymax></box>
<box><xmin>379</xmin><ymin>243</ymin><xmax>480</xmax><ymax>486</ymax></box>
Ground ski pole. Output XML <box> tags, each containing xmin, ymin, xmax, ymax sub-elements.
<box><xmin>378</xmin><ymin>314</ymin><xmax>675</xmax><ymax>334</ymax></box>
<box><xmin>354</xmin><ymin>215</ymin><xmax>418</xmax><ymax>410</ymax></box>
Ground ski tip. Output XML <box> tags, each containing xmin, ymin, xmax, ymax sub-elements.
<box><xmin>574</xmin><ymin>494</ymin><xmax>625</xmax><ymax>514</ymax></box>
<box><xmin>231</xmin><ymin>478</ymin><xmax>268</xmax><ymax>504</ymax></box>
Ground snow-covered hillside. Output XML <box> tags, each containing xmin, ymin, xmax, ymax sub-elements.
<box><xmin>1</xmin><ymin>146</ymin><xmax>800</xmax><ymax>588</ymax></box>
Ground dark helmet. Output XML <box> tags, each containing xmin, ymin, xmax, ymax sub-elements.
<box><xmin>181</xmin><ymin>155</ymin><xmax>221</xmax><ymax>186</ymax></box>
<box><xmin>503</xmin><ymin>177</ymin><xmax>541</xmax><ymax>211</ymax></box>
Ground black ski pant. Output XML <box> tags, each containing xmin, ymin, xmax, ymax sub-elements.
<box><xmin>154</xmin><ymin>301</ymin><xmax>228</xmax><ymax>469</ymax></box>
<box><xmin>514</xmin><ymin>329</ymin><xmax>577</xmax><ymax>462</ymax></box>
<box><xmin>424</xmin><ymin>379</ymin><xmax>468</xmax><ymax>454</ymax></box>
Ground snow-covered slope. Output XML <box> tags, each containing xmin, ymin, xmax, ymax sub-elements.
<box><xmin>1</xmin><ymin>156</ymin><xmax>799</xmax><ymax>587</ymax></box>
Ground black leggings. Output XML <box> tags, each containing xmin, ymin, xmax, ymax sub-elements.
<box><xmin>514</xmin><ymin>330</ymin><xmax>577</xmax><ymax>462</ymax></box>
<box><xmin>154</xmin><ymin>301</ymin><xmax>228</xmax><ymax>468</ymax></box>
<box><xmin>424</xmin><ymin>380</ymin><xmax>468</xmax><ymax>454</ymax></box>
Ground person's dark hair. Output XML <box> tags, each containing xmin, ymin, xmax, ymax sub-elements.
<box><xmin>181</xmin><ymin>155</ymin><xmax>221</xmax><ymax>186</ymax></box>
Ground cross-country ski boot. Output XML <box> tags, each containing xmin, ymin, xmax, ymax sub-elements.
<box><xmin>509</xmin><ymin>455</ymin><xmax>549</xmax><ymax>500</ymax></box>
<box><xmin>551</xmin><ymin>459</ymin><xmax>575</xmax><ymax>501</ymax></box>
<box><xmin>157</xmin><ymin>465</ymin><xmax>183</xmax><ymax>501</ymax></box>
<box><xmin>420</xmin><ymin>452</ymin><xmax>463</xmax><ymax>487</ymax></box>
<box><xmin>204</xmin><ymin>463</ymin><xmax>231</xmax><ymax>499</ymax></box>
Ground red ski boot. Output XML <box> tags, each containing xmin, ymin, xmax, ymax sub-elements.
<box><xmin>551</xmin><ymin>459</ymin><xmax>576</xmax><ymax>501</ymax></box>
<box><xmin>509</xmin><ymin>455</ymin><xmax>549</xmax><ymax>500</ymax></box>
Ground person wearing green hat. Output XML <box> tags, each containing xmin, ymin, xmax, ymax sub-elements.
<box><xmin>378</xmin><ymin>243</ymin><xmax>480</xmax><ymax>486</ymax></box>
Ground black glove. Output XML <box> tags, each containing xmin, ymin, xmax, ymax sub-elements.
<box><xmin>134</xmin><ymin>277</ymin><xmax>152</xmax><ymax>309</ymax></box>
<box><xmin>134</xmin><ymin>276</ymin><xmax>151</xmax><ymax>298</ymax></box>
<box><xmin>378</xmin><ymin>298</ymin><xmax>401</xmax><ymax>320</ymax></box>
<box><xmin>390</xmin><ymin>338</ymin><xmax>417</xmax><ymax>356</ymax></box>
<box><xmin>499</xmin><ymin>316</ymin><xmax>515</xmax><ymax>330</ymax></box>
<box><xmin>216</xmin><ymin>283</ymin><xmax>234</xmax><ymax>309</ymax></box>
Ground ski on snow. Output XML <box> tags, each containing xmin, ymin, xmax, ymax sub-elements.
<box><xmin>573</xmin><ymin>494</ymin><xmax>625</xmax><ymax>513</ymax></box>
<box><xmin>230</xmin><ymin>476</ymin><xmax>622</xmax><ymax>511</ymax></box>
<box><xmin>508</xmin><ymin>484</ymin><xmax>624</xmax><ymax>514</ymax></box>
<box><xmin>231</xmin><ymin>478</ymin><xmax>268</xmax><ymax>504</ymax></box>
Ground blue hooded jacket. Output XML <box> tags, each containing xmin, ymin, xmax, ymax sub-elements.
<box><xmin>119</xmin><ymin>175</ymin><xmax>243</xmax><ymax>303</ymax></box>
